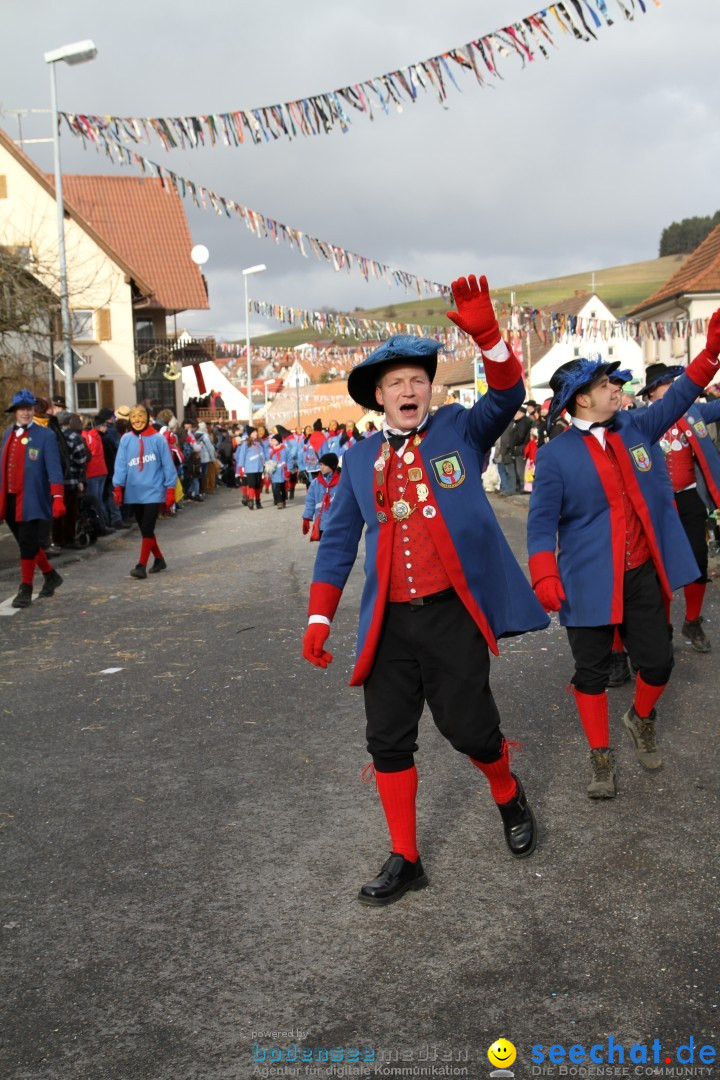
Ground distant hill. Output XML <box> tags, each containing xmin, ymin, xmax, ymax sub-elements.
<box><xmin>248</xmin><ymin>254</ymin><xmax>688</xmax><ymax>348</ymax></box>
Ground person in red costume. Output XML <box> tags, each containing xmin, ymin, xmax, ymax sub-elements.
<box><xmin>0</xmin><ymin>389</ymin><xmax>65</xmax><ymax>608</ymax></box>
<box><xmin>111</xmin><ymin>405</ymin><xmax>178</xmax><ymax>579</ymax></box>
<box><xmin>302</xmin><ymin>275</ymin><xmax>549</xmax><ymax>907</ymax></box>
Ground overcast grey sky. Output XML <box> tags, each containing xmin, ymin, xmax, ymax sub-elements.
<box><xmin>2</xmin><ymin>0</ymin><xmax>719</xmax><ymax>339</ymax></box>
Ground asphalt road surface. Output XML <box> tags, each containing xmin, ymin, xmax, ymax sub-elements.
<box><xmin>1</xmin><ymin>487</ymin><xmax>718</xmax><ymax>1080</ymax></box>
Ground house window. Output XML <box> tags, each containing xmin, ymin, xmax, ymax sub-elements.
<box><xmin>573</xmin><ymin>347</ymin><xmax>580</xmax><ymax>357</ymax></box>
<box><xmin>72</xmin><ymin>309</ymin><xmax>94</xmax><ymax>341</ymax></box>
<box><xmin>76</xmin><ymin>381</ymin><xmax>99</xmax><ymax>411</ymax></box>
<box><xmin>608</xmin><ymin>346</ymin><xmax>615</xmax><ymax>356</ymax></box>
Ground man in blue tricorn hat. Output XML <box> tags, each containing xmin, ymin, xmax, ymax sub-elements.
<box><xmin>301</xmin><ymin>274</ymin><xmax>550</xmax><ymax>906</ymax></box>
<box><xmin>527</xmin><ymin>315</ymin><xmax>720</xmax><ymax>800</ymax></box>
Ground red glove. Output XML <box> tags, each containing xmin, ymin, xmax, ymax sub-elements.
<box><xmin>52</xmin><ymin>496</ymin><xmax>66</xmax><ymax>519</ymax></box>
<box><xmin>302</xmin><ymin>518</ymin><xmax>311</xmax><ymax>535</ymax></box>
<box><xmin>302</xmin><ymin>622</ymin><xmax>333</xmax><ymax>668</ymax></box>
<box><xmin>237</xmin><ymin>467</ymin><xmax>245</xmax><ymax>479</ymax></box>
<box><xmin>113</xmin><ymin>486</ymin><xmax>124</xmax><ymax>507</ymax></box>
<box><xmin>529</xmin><ymin>551</ymin><xmax>566</xmax><ymax>612</ymax></box>
<box><xmin>447</xmin><ymin>274</ymin><xmax>501</xmax><ymax>351</ymax></box>
<box><xmin>165</xmin><ymin>487</ymin><xmax>176</xmax><ymax>510</ymax></box>
<box><xmin>705</xmin><ymin>309</ymin><xmax>720</xmax><ymax>358</ymax></box>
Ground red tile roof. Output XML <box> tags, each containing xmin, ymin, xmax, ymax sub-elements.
<box><xmin>57</xmin><ymin>174</ymin><xmax>209</xmax><ymax>313</ymax></box>
<box><xmin>629</xmin><ymin>225</ymin><xmax>720</xmax><ymax>315</ymax></box>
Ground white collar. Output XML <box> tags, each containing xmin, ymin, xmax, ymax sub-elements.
<box><xmin>383</xmin><ymin>413</ymin><xmax>430</xmax><ymax>440</ymax></box>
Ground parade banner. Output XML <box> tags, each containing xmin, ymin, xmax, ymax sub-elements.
<box><xmin>59</xmin><ymin>1</ymin><xmax>658</xmax><ymax>153</ymax></box>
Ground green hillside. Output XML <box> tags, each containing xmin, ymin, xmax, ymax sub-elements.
<box><xmin>249</xmin><ymin>254</ymin><xmax>687</xmax><ymax>347</ymax></box>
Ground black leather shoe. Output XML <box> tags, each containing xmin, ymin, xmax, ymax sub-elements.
<box><xmin>11</xmin><ymin>583</ymin><xmax>33</xmax><ymax>609</ymax></box>
<box><xmin>358</xmin><ymin>853</ymin><xmax>428</xmax><ymax>906</ymax></box>
<box><xmin>497</xmin><ymin>775</ymin><xmax>536</xmax><ymax>858</ymax></box>
<box><xmin>130</xmin><ymin>564</ymin><xmax>147</xmax><ymax>579</ymax></box>
<box><xmin>608</xmin><ymin>650</ymin><xmax>631</xmax><ymax>687</ymax></box>
<box><xmin>39</xmin><ymin>569</ymin><xmax>63</xmax><ymax>598</ymax></box>
<box><xmin>148</xmin><ymin>558</ymin><xmax>167</xmax><ymax>574</ymax></box>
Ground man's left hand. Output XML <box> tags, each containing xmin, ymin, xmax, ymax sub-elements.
<box><xmin>165</xmin><ymin>488</ymin><xmax>175</xmax><ymax>510</ymax></box>
<box><xmin>52</xmin><ymin>496</ymin><xmax>66</xmax><ymax>518</ymax></box>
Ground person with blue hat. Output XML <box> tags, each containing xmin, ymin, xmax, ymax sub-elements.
<box><xmin>637</xmin><ymin>361</ymin><xmax>720</xmax><ymax>653</ymax></box>
<box><xmin>527</xmin><ymin>315</ymin><xmax>720</xmax><ymax>799</ymax></box>
<box><xmin>301</xmin><ymin>274</ymin><xmax>550</xmax><ymax>906</ymax></box>
<box><xmin>0</xmin><ymin>389</ymin><xmax>66</xmax><ymax>608</ymax></box>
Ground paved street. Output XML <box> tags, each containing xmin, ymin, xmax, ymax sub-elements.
<box><xmin>1</xmin><ymin>488</ymin><xmax>718</xmax><ymax>1080</ymax></box>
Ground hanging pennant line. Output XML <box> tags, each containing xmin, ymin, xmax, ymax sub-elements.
<box><xmin>59</xmin><ymin>0</ymin><xmax>658</xmax><ymax>153</ymax></box>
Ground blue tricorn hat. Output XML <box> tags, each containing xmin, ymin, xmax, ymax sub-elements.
<box><xmin>547</xmin><ymin>358</ymin><xmax>621</xmax><ymax>430</ymax></box>
<box><xmin>5</xmin><ymin>388</ymin><xmax>37</xmax><ymax>413</ymax></box>
<box><xmin>636</xmin><ymin>362</ymin><xmax>685</xmax><ymax>399</ymax></box>
<box><xmin>347</xmin><ymin>334</ymin><xmax>442</xmax><ymax>412</ymax></box>
<box><xmin>610</xmin><ymin>368</ymin><xmax>634</xmax><ymax>386</ymax></box>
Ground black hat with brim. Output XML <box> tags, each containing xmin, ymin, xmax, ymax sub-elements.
<box><xmin>635</xmin><ymin>363</ymin><xmax>685</xmax><ymax>398</ymax></box>
<box><xmin>347</xmin><ymin>334</ymin><xmax>442</xmax><ymax>413</ymax></box>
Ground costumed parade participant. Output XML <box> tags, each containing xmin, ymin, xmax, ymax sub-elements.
<box><xmin>527</xmin><ymin>315</ymin><xmax>720</xmax><ymax>800</ymax></box>
<box><xmin>638</xmin><ymin>362</ymin><xmax>720</xmax><ymax>653</ymax></box>
<box><xmin>301</xmin><ymin>452</ymin><xmax>340</xmax><ymax>540</ymax></box>
<box><xmin>112</xmin><ymin>405</ymin><xmax>177</xmax><ymax>579</ymax></box>
<box><xmin>235</xmin><ymin>428</ymin><xmax>267</xmax><ymax>509</ymax></box>
<box><xmin>302</xmin><ymin>275</ymin><xmax>549</xmax><ymax>906</ymax></box>
<box><xmin>266</xmin><ymin>432</ymin><xmax>290</xmax><ymax>508</ymax></box>
<box><xmin>0</xmin><ymin>389</ymin><xmax>65</xmax><ymax>608</ymax></box>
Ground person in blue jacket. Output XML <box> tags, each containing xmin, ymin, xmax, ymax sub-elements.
<box><xmin>320</xmin><ymin>421</ymin><xmax>342</xmax><ymax>459</ymax></box>
<box><xmin>112</xmin><ymin>404</ymin><xmax>177</xmax><ymax>579</ymax></box>
<box><xmin>0</xmin><ymin>389</ymin><xmax>66</xmax><ymax>608</ymax></box>
<box><xmin>301</xmin><ymin>452</ymin><xmax>340</xmax><ymax>539</ymax></box>
<box><xmin>527</xmin><ymin>315</ymin><xmax>720</xmax><ymax>799</ymax></box>
<box><xmin>279</xmin><ymin>427</ymin><xmax>300</xmax><ymax>500</ymax></box>
<box><xmin>299</xmin><ymin>433</ymin><xmax>320</xmax><ymax>487</ymax></box>
<box><xmin>235</xmin><ymin>427</ymin><xmax>267</xmax><ymax>509</ymax></box>
<box><xmin>302</xmin><ymin>275</ymin><xmax>549</xmax><ymax>906</ymax></box>
<box><xmin>266</xmin><ymin>432</ymin><xmax>290</xmax><ymax>508</ymax></box>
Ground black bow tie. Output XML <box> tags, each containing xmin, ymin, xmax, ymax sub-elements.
<box><xmin>387</xmin><ymin>429</ymin><xmax>417</xmax><ymax>451</ymax></box>
<box><xmin>590</xmin><ymin>418</ymin><xmax>616</xmax><ymax>431</ymax></box>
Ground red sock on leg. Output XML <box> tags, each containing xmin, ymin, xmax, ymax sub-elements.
<box><xmin>375</xmin><ymin>766</ymin><xmax>419</xmax><ymax>862</ymax></box>
<box><xmin>151</xmin><ymin>538</ymin><xmax>162</xmax><ymax>559</ymax></box>
<box><xmin>634</xmin><ymin>673</ymin><xmax>666</xmax><ymax>719</ymax></box>
<box><xmin>20</xmin><ymin>558</ymin><xmax>35</xmax><ymax>586</ymax></box>
<box><xmin>35</xmin><ymin>549</ymin><xmax>52</xmax><ymax>574</ymax></box>
<box><xmin>574</xmin><ymin>689</ymin><xmax>610</xmax><ymax>750</ymax></box>
<box><xmin>471</xmin><ymin>740</ymin><xmax>517</xmax><ymax>804</ymax></box>
<box><xmin>684</xmin><ymin>582</ymin><xmax>706</xmax><ymax>623</ymax></box>
<box><xmin>139</xmin><ymin>538</ymin><xmax>154</xmax><ymax>566</ymax></box>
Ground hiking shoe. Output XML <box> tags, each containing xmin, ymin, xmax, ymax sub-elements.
<box><xmin>11</xmin><ymin>583</ymin><xmax>33</xmax><ymax>609</ymax></box>
<box><xmin>130</xmin><ymin>564</ymin><xmax>147</xmax><ymax>579</ymax></box>
<box><xmin>622</xmin><ymin>706</ymin><xmax>662</xmax><ymax>769</ymax></box>
<box><xmin>148</xmin><ymin>558</ymin><xmax>167</xmax><ymax>574</ymax></box>
<box><xmin>588</xmin><ymin>748</ymin><xmax>617</xmax><ymax>798</ymax></box>
<box><xmin>608</xmin><ymin>651</ymin><xmax>631</xmax><ymax>687</ymax></box>
<box><xmin>38</xmin><ymin>569</ymin><xmax>63</xmax><ymax>598</ymax></box>
<box><xmin>681</xmin><ymin>616</ymin><xmax>711</xmax><ymax>653</ymax></box>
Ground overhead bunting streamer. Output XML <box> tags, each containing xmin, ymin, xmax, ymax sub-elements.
<box><xmin>60</xmin><ymin>0</ymin><xmax>658</xmax><ymax>153</ymax></box>
<box><xmin>62</xmin><ymin>134</ymin><xmax>450</xmax><ymax>298</ymax></box>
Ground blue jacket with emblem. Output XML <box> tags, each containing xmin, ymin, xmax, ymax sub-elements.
<box><xmin>311</xmin><ymin>351</ymin><xmax>549</xmax><ymax>686</ymax></box>
<box><xmin>0</xmin><ymin>421</ymin><xmax>64</xmax><ymax>521</ymax></box>
<box><xmin>112</xmin><ymin>430</ymin><xmax>177</xmax><ymax>503</ymax></box>
<box><xmin>235</xmin><ymin>439</ymin><xmax>267</xmax><ymax>475</ymax></box>
<box><xmin>527</xmin><ymin>373</ymin><xmax>707</xmax><ymax>628</ymax></box>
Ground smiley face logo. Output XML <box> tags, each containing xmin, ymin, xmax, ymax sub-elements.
<box><xmin>488</xmin><ymin>1039</ymin><xmax>516</xmax><ymax>1069</ymax></box>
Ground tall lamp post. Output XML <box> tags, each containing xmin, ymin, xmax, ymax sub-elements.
<box><xmin>44</xmin><ymin>39</ymin><xmax>97</xmax><ymax>413</ymax></box>
<box><xmin>242</xmin><ymin>263</ymin><xmax>266</xmax><ymax>424</ymax></box>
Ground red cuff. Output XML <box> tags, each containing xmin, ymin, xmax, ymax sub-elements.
<box><xmin>50</xmin><ymin>483</ymin><xmax>64</xmax><ymax>498</ymax></box>
<box><xmin>529</xmin><ymin>551</ymin><xmax>559</xmax><ymax>588</ymax></box>
<box><xmin>685</xmin><ymin>348</ymin><xmax>720</xmax><ymax>389</ymax></box>
<box><xmin>484</xmin><ymin>345</ymin><xmax>525</xmax><ymax>391</ymax></box>
<box><xmin>308</xmin><ymin>581</ymin><xmax>342</xmax><ymax>620</ymax></box>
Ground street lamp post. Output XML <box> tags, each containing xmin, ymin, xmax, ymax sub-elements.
<box><xmin>242</xmin><ymin>263</ymin><xmax>266</xmax><ymax>425</ymax></box>
<box><xmin>44</xmin><ymin>39</ymin><xmax>97</xmax><ymax>413</ymax></box>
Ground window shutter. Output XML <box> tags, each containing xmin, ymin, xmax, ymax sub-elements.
<box><xmin>97</xmin><ymin>307</ymin><xmax>112</xmax><ymax>341</ymax></box>
<box><xmin>0</xmin><ymin>176</ymin><xmax>7</xmax><ymax>198</ymax></box>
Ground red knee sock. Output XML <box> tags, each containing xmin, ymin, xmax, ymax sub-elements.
<box><xmin>574</xmin><ymin>689</ymin><xmax>610</xmax><ymax>750</ymax></box>
<box><xmin>35</xmin><ymin>549</ymin><xmax>52</xmax><ymax>574</ymax></box>
<box><xmin>634</xmin><ymin>673</ymin><xmax>666</xmax><ymax>719</ymax></box>
<box><xmin>241</xmin><ymin>485</ymin><xmax>248</xmax><ymax>499</ymax></box>
<box><xmin>612</xmin><ymin>627</ymin><xmax>624</xmax><ymax>653</ymax></box>
<box><xmin>138</xmin><ymin>538</ymin><xmax>154</xmax><ymax>566</ymax></box>
<box><xmin>375</xmin><ymin>766</ymin><xmax>419</xmax><ymax>862</ymax></box>
<box><xmin>20</xmin><ymin>558</ymin><xmax>35</xmax><ymax>586</ymax></box>
<box><xmin>684</xmin><ymin>582</ymin><xmax>706</xmax><ymax>622</ymax></box>
<box><xmin>151</xmin><ymin>538</ymin><xmax>162</xmax><ymax>559</ymax></box>
<box><xmin>471</xmin><ymin>740</ymin><xmax>517</xmax><ymax>804</ymax></box>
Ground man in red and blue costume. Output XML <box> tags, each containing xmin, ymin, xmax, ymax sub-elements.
<box><xmin>302</xmin><ymin>275</ymin><xmax>549</xmax><ymax>906</ymax></box>
<box><xmin>527</xmin><ymin>312</ymin><xmax>720</xmax><ymax>799</ymax></box>
<box><xmin>0</xmin><ymin>389</ymin><xmax>66</xmax><ymax>608</ymax></box>
<box><xmin>638</xmin><ymin>362</ymin><xmax>720</xmax><ymax>653</ymax></box>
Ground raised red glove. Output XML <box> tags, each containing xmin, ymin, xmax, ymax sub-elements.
<box><xmin>446</xmin><ymin>274</ymin><xmax>501</xmax><ymax>351</ymax></box>
<box><xmin>705</xmin><ymin>309</ymin><xmax>720</xmax><ymax>358</ymax></box>
<box><xmin>52</xmin><ymin>496</ymin><xmax>66</xmax><ymax>519</ymax></box>
<box><xmin>302</xmin><ymin>622</ymin><xmax>333</xmax><ymax>668</ymax></box>
<box><xmin>113</xmin><ymin>486</ymin><xmax>124</xmax><ymax>507</ymax></box>
<box><xmin>529</xmin><ymin>551</ymin><xmax>565</xmax><ymax>612</ymax></box>
<box><xmin>165</xmin><ymin>487</ymin><xmax>176</xmax><ymax>510</ymax></box>
<box><xmin>237</xmin><ymin>467</ymin><xmax>245</xmax><ymax>479</ymax></box>
<box><xmin>302</xmin><ymin>518</ymin><xmax>311</xmax><ymax>535</ymax></box>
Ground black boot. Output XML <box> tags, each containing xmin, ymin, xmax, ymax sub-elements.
<box><xmin>11</xmin><ymin>583</ymin><xmax>33</xmax><ymax>609</ymax></box>
<box><xmin>148</xmin><ymin>557</ymin><xmax>167</xmax><ymax>574</ymax></box>
<box><xmin>358</xmin><ymin>853</ymin><xmax>428</xmax><ymax>906</ymax></box>
<box><xmin>39</xmin><ymin>569</ymin><xmax>63</xmax><ymax>598</ymax></box>
<box><xmin>608</xmin><ymin>650</ymin><xmax>631</xmax><ymax>687</ymax></box>
<box><xmin>255</xmin><ymin>498</ymin><xmax>263</xmax><ymax>509</ymax></box>
<box><xmin>497</xmin><ymin>775</ymin><xmax>536</xmax><ymax>858</ymax></box>
<box><xmin>130</xmin><ymin>564</ymin><xmax>147</xmax><ymax>579</ymax></box>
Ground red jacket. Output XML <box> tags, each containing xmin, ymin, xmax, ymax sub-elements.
<box><xmin>82</xmin><ymin>428</ymin><xmax>108</xmax><ymax>479</ymax></box>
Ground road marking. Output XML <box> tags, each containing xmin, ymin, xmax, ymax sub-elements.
<box><xmin>0</xmin><ymin>591</ymin><xmax>39</xmax><ymax>616</ymax></box>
